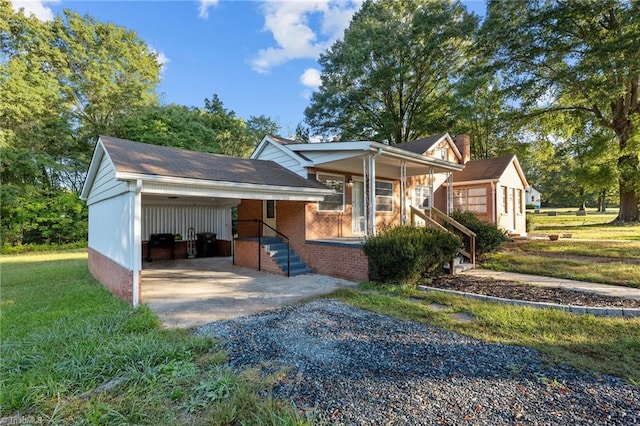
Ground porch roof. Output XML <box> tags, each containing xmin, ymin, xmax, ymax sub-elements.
<box><xmin>275</xmin><ymin>140</ymin><xmax>464</xmax><ymax>178</ymax></box>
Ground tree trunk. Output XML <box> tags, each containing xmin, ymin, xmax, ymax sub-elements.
<box><xmin>597</xmin><ymin>189</ymin><xmax>606</xmax><ymax>213</ymax></box>
<box><xmin>616</xmin><ymin>186</ymin><xmax>639</xmax><ymax>223</ymax></box>
<box><xmin>615</xmin><ymin>154</ymin><xmax>640</xmax><ymax>223</ymax></box>
<box><xmin>578</xmin><ymin>187</ymin><xmax>586</xmax><ymax>211</ymax></box>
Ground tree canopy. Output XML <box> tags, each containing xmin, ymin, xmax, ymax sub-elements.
<box><xmin>0</xmin><ymin>4</ymin><xmax>279</xmax><ymax>247</ymax></box>
<box><xmin>304</xmin><ymin>0</ymin><xmax>478</xmax><ymax>144</ymax></box>
<box><xmin>481</xmin><ymin>0</ymin><xmax>640</xmax><ymax>222</ymax></box>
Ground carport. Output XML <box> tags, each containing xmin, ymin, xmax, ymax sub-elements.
<box><xmin>141</xmin><ymin>256</ymin><xmax>356</xmax><ymax>327</ymax></box>
<box><xmin>80</xmin><ymin>136</ymin><xmax>334</xmax><ymax>306</ymax></box>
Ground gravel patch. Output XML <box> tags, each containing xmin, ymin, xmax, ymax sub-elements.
<box><xmin>196</xmin><ymin>299</ymin><xmax>639</xmax><ymax>425</ymax></box>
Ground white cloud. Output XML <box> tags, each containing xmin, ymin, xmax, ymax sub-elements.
<box><xmin>300</xmin><ymin>68</ymin><xmax>322</xmax><ymax>89</ymax></box>
<box><xmin>198</xmin><ymin>0</ymin><xmax>219</xmax><ymax>19</ymax></box>
<box><xmin>10</xmin><ymin>0</ymin><xmax>59</xmax><ymax>21</ymax></box>
<box><xmin>150</xmin><ymin>47</ymin><xmax>171</xmax><ymax>74</ymax></box>
<box><xmin>250</xmin><ymin>0</ymin><xmax>362</xmax><ymax>73</ymax></box>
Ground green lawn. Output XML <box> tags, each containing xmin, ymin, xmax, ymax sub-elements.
<box><xmin>528</xmin><ymin>208</ymin><xmax>640</xmax><ymax>241</ymax></box>
<box><xmin>480</xmin><ymin>209</ymin><xmax>640</xmax><ymax>287</ymax></box>
<box><xmin>332</xmin><ymin>284</ymin><xmax>640</xmax><ymax>385</ymax></box>
<box><xmin>0</xmin><ymin>251</ymin><xmax>309</xmax><ymax>424</ymax></box>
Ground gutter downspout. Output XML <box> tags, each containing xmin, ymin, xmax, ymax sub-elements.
<box><xmin>368</xmin><ymin>148</ymin><xmax>383</xmax><ymax>236</ymax></box>
<box><xmin>132</xmin><ymin>179</ymin><xmax>142</xmax><ymax>307</ymax></box>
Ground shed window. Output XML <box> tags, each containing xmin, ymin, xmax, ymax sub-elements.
<box><xmin>454</xmin><ymin>187</ymin><xmax>487</xmax><ymax>214</ymax></box>
<box><xmin>317</xmin><ymin>173</ymin><xmax>345</xmax><ymax>212</ymax></box>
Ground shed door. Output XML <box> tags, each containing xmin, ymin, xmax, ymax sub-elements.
<box><xmin>263</xmin><ymin>200</ymin><xmax>276</xmax><ymax>237</ymax></box>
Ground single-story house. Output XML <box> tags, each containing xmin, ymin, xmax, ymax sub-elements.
<box><xmin>81</xmin><ymin>133</ymin><xmax>527</xmax><ymax>305</ymax></box>
<box><xmin>451</xmin><ymin>155</ymin><xmax>529</xmax><ymax>235</ymax></box>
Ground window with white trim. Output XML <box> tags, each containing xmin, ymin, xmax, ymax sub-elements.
<box><xmin>413</xmin><ymin>185</ymin><xmax>431</xmax><ymax>209</ymax></box>
<box><xmin>453</xmin><ymin>187</ymin><xmax>487</xmax><ymax>213</ymax></box>
<box><xmin>503</xmin><ymin>186</ymin><xmax>509</xmax><ymax>214</ymax></box>
<box><xmin>317</xmin><ymin>173</ymin><xmax>345</xmax><ymax>212</ymax></box>
<box><xmin>375</xmin><ymin>180</ymin><xmax>394</xmax><ymax>212</ymax></box>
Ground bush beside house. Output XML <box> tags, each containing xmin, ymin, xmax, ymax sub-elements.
<box><xmin>363</xmin><ymin>226</ymin><xmax>461</xmax><ymax>285</ymax></box>
<box><xmin>450</xmin><ymin>211</ymin><xmax>508</xmax><ymax>255</ymax></box>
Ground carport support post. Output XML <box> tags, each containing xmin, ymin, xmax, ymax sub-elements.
<box><xmin>257</xmin><ymin>219</ymin><xmax>261</xmax><ymax>272</ymax></box>
<box><xmin>131</xmin><ymin>179</ymin><xmax>142</xmax><ymax>307</ymax></box>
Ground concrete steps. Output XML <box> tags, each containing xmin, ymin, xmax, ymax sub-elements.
<box><xmin>262</xmin><ymin>238</ymin><xmax>312</xmax><ymax>276</ymax></box>
<box><xmin>442</xmin><ymin>256</ymin><xmax>474</xmax><ymax>274</ymax></box>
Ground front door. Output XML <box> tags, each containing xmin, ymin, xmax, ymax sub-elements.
<box><xmin>352</xmin><ymin>180</ymin><xmax>366</xmax><ymax>234</ymax></box>
<box><xmin>263</xmin><ymin>200</ymin><xmax>276</xmax><ymax>237</ymax></box>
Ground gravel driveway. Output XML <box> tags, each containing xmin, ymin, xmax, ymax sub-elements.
<box><xmin>196</xmin><ymin>299</ymin><xmax>639</xmax><ymax>425</ymax></box>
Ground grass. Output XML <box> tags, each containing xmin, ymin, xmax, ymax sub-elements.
<box><xmin>528</xmin><ymin>208</ymin><xmax>640</xmax><ymax>241</ymax></box>
<box><xmin>1</xmin><ymin>251</ymin><xmax>311</xmax><ymax>424</ymax></box>
<box><xmin>478</xmin><ymin>208</ymin><xmax>640</xmax><ymax>287</ymax></box>
<box><xmin>331</xmin><ymin>283</ymin><xmax>640</xmax><ymax>385</ymax></box>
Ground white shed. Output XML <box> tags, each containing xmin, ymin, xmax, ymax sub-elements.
<box><xmin>80</xmin><ymin>136</ymin><xmax>333</xmax><ymax>306</ymax></box>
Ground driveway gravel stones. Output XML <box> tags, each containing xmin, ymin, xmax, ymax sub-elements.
<box><xmin>196</xmin><ymin>299</ymin><xmax>639</xmax><ymax>425</ymax></box>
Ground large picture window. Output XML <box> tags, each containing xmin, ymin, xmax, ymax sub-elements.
<box><xmin>454</xmin><ymin>187</ymin><xmax>487</xmax><ymax>214</ymax></box>
<box><xmin>317</xmin><ymin>173</ymin><xmax>345</xmax><ymax>212</ymax></box>
<box><xmin>375</xmin><ymin>180</ymin><xmax>394</xmax><ymax>212</ymax></box>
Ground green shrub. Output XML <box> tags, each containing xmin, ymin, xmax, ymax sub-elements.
<box><xmin>526</xmin><ymin>213</ymin><xmax>536</xmax><ymax>232</ymax></box>
<box><xmin>363</xmin><ymin>225</ymin><xmax>461</xmax><ymax>285</ymax></box>
<box><xmin>450</xmin><ymin>211</ymin><xmax>507</xmax><ymax>255</ymax></box>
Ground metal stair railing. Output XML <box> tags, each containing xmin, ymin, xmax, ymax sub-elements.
<box><xmin>233</xmin><ymin>219</ymin><xmax>291</xmax><ymax>277</ymax></box>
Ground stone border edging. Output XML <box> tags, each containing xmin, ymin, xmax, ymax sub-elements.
<box><xmin>418</xmin><ymin>286</ymin><xmax>640</xmax><ymax>319</ymax></box>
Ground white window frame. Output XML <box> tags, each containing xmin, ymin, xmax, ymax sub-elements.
<box><xmin>375</xmin><ymin>179</ymin><xmax>394</xmax><ymax>213</ymax></box>
<box><xmin>413</xmin><ymin>185</ymin><xmax>431</xmax><ymax>209</ymax></box>
<box><xmin>454</xmin><ymin>187</ymin><xmax>487</xmax><ymax>214</ymax></box>
<box><xmin>317</xmin><ymin>173</ymin><xmax>345</xmax><ymax>212</ymax></box>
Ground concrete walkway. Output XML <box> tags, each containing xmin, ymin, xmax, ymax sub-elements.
<box><xmin>141</xmin><ymin>257</ymin><xmax>357</xmax><ymax>328</ymax></box>
<box><xmin>461</xmin><ymin>269</ymin><xmax>640</xmax><ymax>301</ymax></box>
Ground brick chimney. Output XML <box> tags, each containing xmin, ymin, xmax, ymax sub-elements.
<box><xmin>455</xmin><ymin>134</ymin><xmax>471</xmax><ymax>165</ymax></box>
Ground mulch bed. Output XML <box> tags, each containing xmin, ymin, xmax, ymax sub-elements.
<box><xmin>430</xmin><ymin>275</ymin><xmax>640</xmax><ymax>308</ymax></box>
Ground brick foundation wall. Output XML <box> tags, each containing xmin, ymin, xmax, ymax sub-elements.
<box><xmin>88</xmin><ymin>248</ymin><xmax>138</xmax><ymax>304</ymax></box>
<box><xmin>234</xmin><ymin>239</ymin><xmax>286</xmax><ymax>276</ymax></box>
<box><xmin>303</xmin><ymin>241</ymin><xmax>368</xmax><ymax>282</ymax></box>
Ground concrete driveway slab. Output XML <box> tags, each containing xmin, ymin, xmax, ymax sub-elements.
<box><xmin>141</xmin><ymin>257</ymin><xmax>358</xmax><ymax>328</ymax></box>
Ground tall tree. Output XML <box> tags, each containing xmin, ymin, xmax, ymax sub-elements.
<box><xmin>1</xmin><ymin>2</ymin><xmax>160</xmax><ymax>245</ymax></box>
<box><xmin>481</xmin><ymin>0</ymin><xmax>640</xmax><ymax>222</ymax></box>
<box><xmin>305</xmin><ymin>0</ymin><xmax>478</xmax><ymax>144</ymax></box>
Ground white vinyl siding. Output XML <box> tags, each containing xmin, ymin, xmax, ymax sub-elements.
<box><xmin>375</xmin><ymin>180</ymin><xmax>394</xmax><ymax>213</ymax></box>
<box><xmin>86</xmin><ymin>155</ymin><xmax>128</xmax><ymax>205</ymax></box>
<box><xmin>317</xmin><ymin>173</ymin><xmax>345</xmax><ymax>212</ymax></box>
<box><xmin>88</xmin><ymin>193</ymin><xmax>134</xmax><ymax>268</ymax></box>
<box><xmin>255</xmin><ymin>143</ymin><xmax>306</xmax><ymax>177</ymax></box>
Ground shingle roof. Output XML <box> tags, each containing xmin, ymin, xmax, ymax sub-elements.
<box><xmin>453</xmin><ymin>155</ymin><xmax>516</xmax><ymax>182</ymax></box>
<box><xmin>99</xmin><ymin>135</ymin><xmax>328</xmax><ymax>190</ymax></box>
<box><xmin>394</xmin><ymin>133</ymin><xmax>448</xmax><ymax>154</ymax></box>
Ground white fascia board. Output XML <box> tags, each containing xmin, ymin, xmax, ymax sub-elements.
<box><xmin>251</xmin><ymin>136</ymin><xmax>312</xmax><ymax>168</ymax></box>
<box><xmin>117</xmin><ymin>173</ymin><xmax>333</xmax><ymax>201</ymax></box>
<box><xmin>288</xmin><ymin>141</ymin><xmax>374</xmax><ymax>152</ymax></box>
<box><xmin>380</xmin><ymin>144</ymin><xmax>465</xmax><ymax>171</ymax></box>
<box><xmin>509</xmin><ymin>156</ymin><xmax>529</xmax><ymax>188</ymax></box>
<box><xmin>80</xmin><ymin>137</ymin><xmax>106</xmax><ymax>200</ymax></box>
<box><xmin>290</xmin><ymin>141</ymin><xmax>463</xmax><ymax>171</ymax></box>
<box><xmin>449</xmin><ymin>179</ymin><xmax>498</xmax><ymax>186</ymax></box>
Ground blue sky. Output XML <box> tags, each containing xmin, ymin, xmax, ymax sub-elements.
<box><xmin>10</xmin><ymin>0</ymin><xmax>487</xmax><ymax>136</ymax></box>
